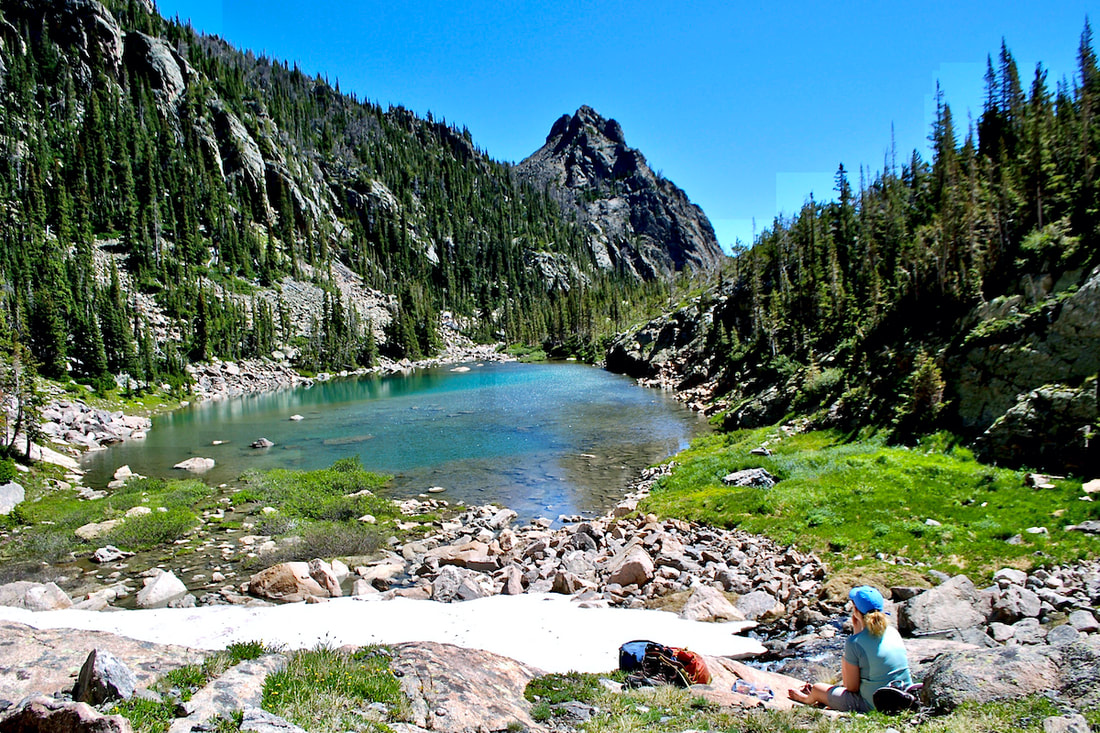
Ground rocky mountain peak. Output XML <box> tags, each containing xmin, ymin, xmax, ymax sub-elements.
<box><xmin>546</xmin><ymin>104</ymin><xmax>625</xmax><ymax>146</ymax></box>
<box><xmin>516</xmin><ymin>105</ymin><xmax>724</xmax><ymax>279</ymax></box>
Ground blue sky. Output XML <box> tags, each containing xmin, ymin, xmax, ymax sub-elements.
<box><xmin>155</xmin><ymin>1</ymin><xmax>1095</xmax><ymax>252</ymax></box>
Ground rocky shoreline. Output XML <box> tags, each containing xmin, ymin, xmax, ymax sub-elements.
<box><xmin>6</xmin><ymin>333</ymin><xmax>1100</xmax><ymax>729</ymax></box>
<box><xmin>6</xmin><ymin>461</ymin><xmax>1099</xmax><ymax>647</ymax></box>
<box><xmin>3</xmin><ymin>458</ymin><xmax>1100</xmax><ymax>731</ymax></box>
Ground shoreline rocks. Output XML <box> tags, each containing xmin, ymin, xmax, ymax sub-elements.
<box><xmin>241</xmin><ymin>466</ymin><xmax>829</xmax><ymax>625</ymax></box>
<box><xmin>33</xmin><ymin>400</ymin><xmax>152</xmax><ymax>456</ymax></box>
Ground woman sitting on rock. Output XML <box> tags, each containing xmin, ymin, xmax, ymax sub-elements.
<box><xmin>787</xmin><ymin>585</ymin><xmax>911</xmax><ymax>712</ymax></box>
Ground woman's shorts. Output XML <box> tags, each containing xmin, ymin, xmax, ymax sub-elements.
<box><xmin>825</xmin><ymin>685</ymin><xmax>872</xmax><ymax>712</ymax></box>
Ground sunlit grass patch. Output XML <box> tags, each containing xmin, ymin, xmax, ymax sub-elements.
<box><xmin>110</xmin><ymin>696</ymin><xmax>175</xmax><ymax>733</ymax></box>
<box><xmin>261</xmin><ymin>644</ymin><xmax>407</xmax><ymax>733</ymax></box>
<box><xmin>234</xmin><ymin>458</ymin><xmax>398</xmax><ymax>561</ymax></box>
<box><xmin>235</xmin><ymin>458</ymin><xmax>394</xmax><ymax>525</ymax></box>
<box><xmin>1</xmin><ymin>475</ymin><xmax>214</xmax><ymax>564</ymax></box>
<box><xmin>643</xmin><ymin>427</ymin><xmax>1097</xmax><ymax>579</ymax></box>
<box><xmin>524</xmin><ymin>670</ymin><xmax>1066</xmax><ymax>733</ymax></box>
<box><xmin>104</xmin><ymin>508</ymin><xmax>197</xmax><ymax>551</ymax></box>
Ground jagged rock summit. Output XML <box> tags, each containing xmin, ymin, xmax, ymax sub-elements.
<box><xmin>517</xmin><ymin>105</ymin><xmax>724</xmax><ymax>279</ymax></box>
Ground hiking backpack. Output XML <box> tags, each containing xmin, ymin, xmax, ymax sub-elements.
<box><xmin>617</xmin><ymin>640</ymin><xmax>710</xmax><ymax>687</ymax></box>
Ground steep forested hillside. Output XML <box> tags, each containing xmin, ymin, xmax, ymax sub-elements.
<box><xmin>609</xmin><ymin>28</ymin><xmax>1099</xmax><ymax>472</ymax></box>
<box><xmin>0</xmin><ymin>0</ymin><xmax>713</xmax><ymax>394</ymax></box>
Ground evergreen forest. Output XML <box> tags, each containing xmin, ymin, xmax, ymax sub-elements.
<box><xmin>672</xmin><ymin>28</ymin><xmax>1100</xmax><ymax>463</ymax></box>
<box><xmin>0</xmin><ymin>0</ymin><xmax>1096</xmax><ymax>469</ymax></box>
<box><xmin>0</xmin><ymin>0</ymin><xmax>667</xmax><ymax>395</ymax></box>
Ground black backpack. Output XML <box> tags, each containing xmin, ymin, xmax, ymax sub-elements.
<box><xmin>617</xmin><ymin>640</ymin><xmax>691</xmax><ymax>688</ymax></box>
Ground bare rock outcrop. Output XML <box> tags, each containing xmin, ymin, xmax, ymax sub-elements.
<box><xmin>72</xmin><ymin>649</ymin><xmax>136</xmax><ymax>705</ymax></box>
<box><xmin>135</xmin><ymin>570</ymin><xmax>188</xmax><ymax>609</ymax></box>
<box><xmin>0</xmin><ymin>620</ymin><xmax>203</xmax><ymax>703</ymax></box>
<box><xmin>208</xmin><ymin>99</ymin><xmax>271</xmax><ymax>221</ymax></box>
<box><xmin>167</xmin><ymin>655</ymin><xmax>286</xmax><ymax>733</ymax></box>
<box><xmin>921</xmin><ymin>645</ymin><xmax>1061</xmax><ymax>712</ymax></box>
<box><xmin>898</xmin><ymin>575</ymin><xmax>992</xmax><ymax>636</ymax></box>
<box><xmin>679</xmin><ymin>584</ymin><xmax>746</xmax><ymax>623</ymax></box>
<box><xmin>0</xmin><ymin>695</ymin><xmax>132</xmax><ymax>733</ymax></box>
<box><xmin>2</xmin><ymin>0</ymin><xmax>124</xmax><ymax>88</ymax></box>
<box><xmin>0</xmin><ymin>482</ymin><xmax>24</xmax><ymax>515</ymax></box>
<box><xmin>391</xmin><ymin>642</ymin><xmax>546</xmax><ymax>733</ymax></box>
<box><xmin>173</xmin><ymin>457</ymin><xmax>215</xmax><ymax>473</ymax></box>
<box><xmin>124</xmin><ymin>31</ymin><xmax>187</xmax><ymax>106</ymax></box>
<box><xmin>0</xmin><ymin>581</ymin><xmax>73</xmax><ymax>611</ymax></box>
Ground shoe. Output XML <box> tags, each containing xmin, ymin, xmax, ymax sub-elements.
<box><xmin>872</xmin><ymin>684</ymin><xmax>919</xmax><ymax>714</ymax></box>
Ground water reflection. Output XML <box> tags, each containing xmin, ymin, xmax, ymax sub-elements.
<box><xmin>81</xmin><ymin>362</ymin><xmax>710</xmax><ymax>521</ymax></box>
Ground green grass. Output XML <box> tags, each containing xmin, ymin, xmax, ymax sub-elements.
<box><xmin>111</xmin><ymin>642</ymin><xmax>269</xmax><ymax>732</ymax></box>
<box><xmin>226</xmin><ymin>640</ymin><xmax>268</xmax><ymax>663</ymax></box>
<box><xmin>235</xmin><ymin>458</ymin><xmax>393</xmax><ymax>524</ymax></box>
<box><xmin>1</xmin><ymin>476</ymin><xmax>211</xmax><ymax>564</ymax></box>
<box><xmin>234</xmin><ymin>458</ymin><xmax>396</xmax><ymax>560</ymax></box>
<box><xmin>110</xmin><ymin>697</ymin><xmax>175</xmax><ymax>733</ymax></box>
<box><xmin>2</xmin><ymin>458</ymin><xmax>398</xmax><ymax>572</ymax></box>
<box><xmin>641</xmin><ymin>427</ymin><xmax>1097</xmax><ymax>580</ymax></box>
<box><xmin>503</xmin><ymin>343</ymin><xmax>548</xmax><ymax>362</ymax></box>
<box><xmin>104</xmin><ymin>508</ymin><xmax>197</xmax><ymax>551</ymax></box>
<box><xmin>261</xmin><ymin>645</ymin><xmax>407</xmax><ymax>732</ymax></box>
<box><xmin>525</xmin><ymin>671</ymin><xmax>614</xmax><ymax>705</ymax></box>
<box><xmin>525</xmin><ymin>673</ymin><xmax>1068</xmax><ymax>733</ymax></box>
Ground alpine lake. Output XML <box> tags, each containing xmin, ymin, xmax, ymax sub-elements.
<box><xmin>81</xmin><ymin>361</ymin><xmax>712</xmax><ymax>522</ymax></box>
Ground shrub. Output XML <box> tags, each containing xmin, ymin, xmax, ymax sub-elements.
<box><xmin>13</xmin><ymin>528</ymin><xmax>79</xmax><ymax>563</ymax></box>
<box><xmin>892</xmin><ymin>351</ymin><xmax>947</xmax><ymax>437</ymax></box>
<box><xmin>105</xmin><ymin>509</ymin><xmax>197</xmax><ymax>551</ymax></box>
<box><xmin>287</xmin><ymin>522</ymin><xmax>382</xmax><ymax>561</ymax></box>
<box><xmin>0</xmin><ymin>457</ymin><xmax>17</xmax><ymax>483</ymax></box>
<box><xmin>256</xmin><ymin>512</ymin><xmax>299</xmax><ymax>536</ymax></box>
<box><xmin>802</xmin><ymin>367</ymin><xmax>844</xmax><ymax>399</ymax></box>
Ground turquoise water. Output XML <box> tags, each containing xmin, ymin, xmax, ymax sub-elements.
<box><xmin>80</xmin><ymin>362</ymin><xmax>710</xmax><ymax>520</ymax></box>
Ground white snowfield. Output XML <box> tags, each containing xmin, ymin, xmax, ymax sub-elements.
<box><xmin>0</xmin><ymin>593</ymin><xmax>764</xmax><ymax>673</ymax></box>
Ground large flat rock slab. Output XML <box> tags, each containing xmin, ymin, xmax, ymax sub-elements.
<box><xmin>697</xmin><ymin>656</ymin><xmax>805</xmax><ymax>711</ymax></box>
<box><xmin>392</xmin><ymin>642</ymin><xmax>544</xmax><ymax>733</ymax></box>
<box><xmin>0</xmin><ymin>620</ymin><xmax>204</xmax><ymax>701</ymax></box>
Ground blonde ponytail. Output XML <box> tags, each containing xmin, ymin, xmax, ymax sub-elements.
<box><xmin>864</xmin><ymin>610</ymin><xmax>888</xmax><ymax>636</ymax></box>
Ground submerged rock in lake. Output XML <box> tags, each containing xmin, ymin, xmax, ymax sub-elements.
<box><xmin>173</xmin><ymin>457</ymin><xmax>215</xmax><ymax>472</ymax></box>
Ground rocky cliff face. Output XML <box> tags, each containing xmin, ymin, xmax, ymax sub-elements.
<box><xmin>516</xmin><ymin>106</ymin><xmax>725</xmax><ymax>278</ymax></box>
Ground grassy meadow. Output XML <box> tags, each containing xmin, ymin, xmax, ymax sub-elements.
<box><xmin>641</xmin><ymin>427</ymin><xmax>1097</xmax><ymax>582</ymax></box>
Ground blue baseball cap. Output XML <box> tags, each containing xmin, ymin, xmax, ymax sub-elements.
<box><xmin>849</xmin><ymin>585</ymin><xmax>885</xmax><ymax>614</ymax></box>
